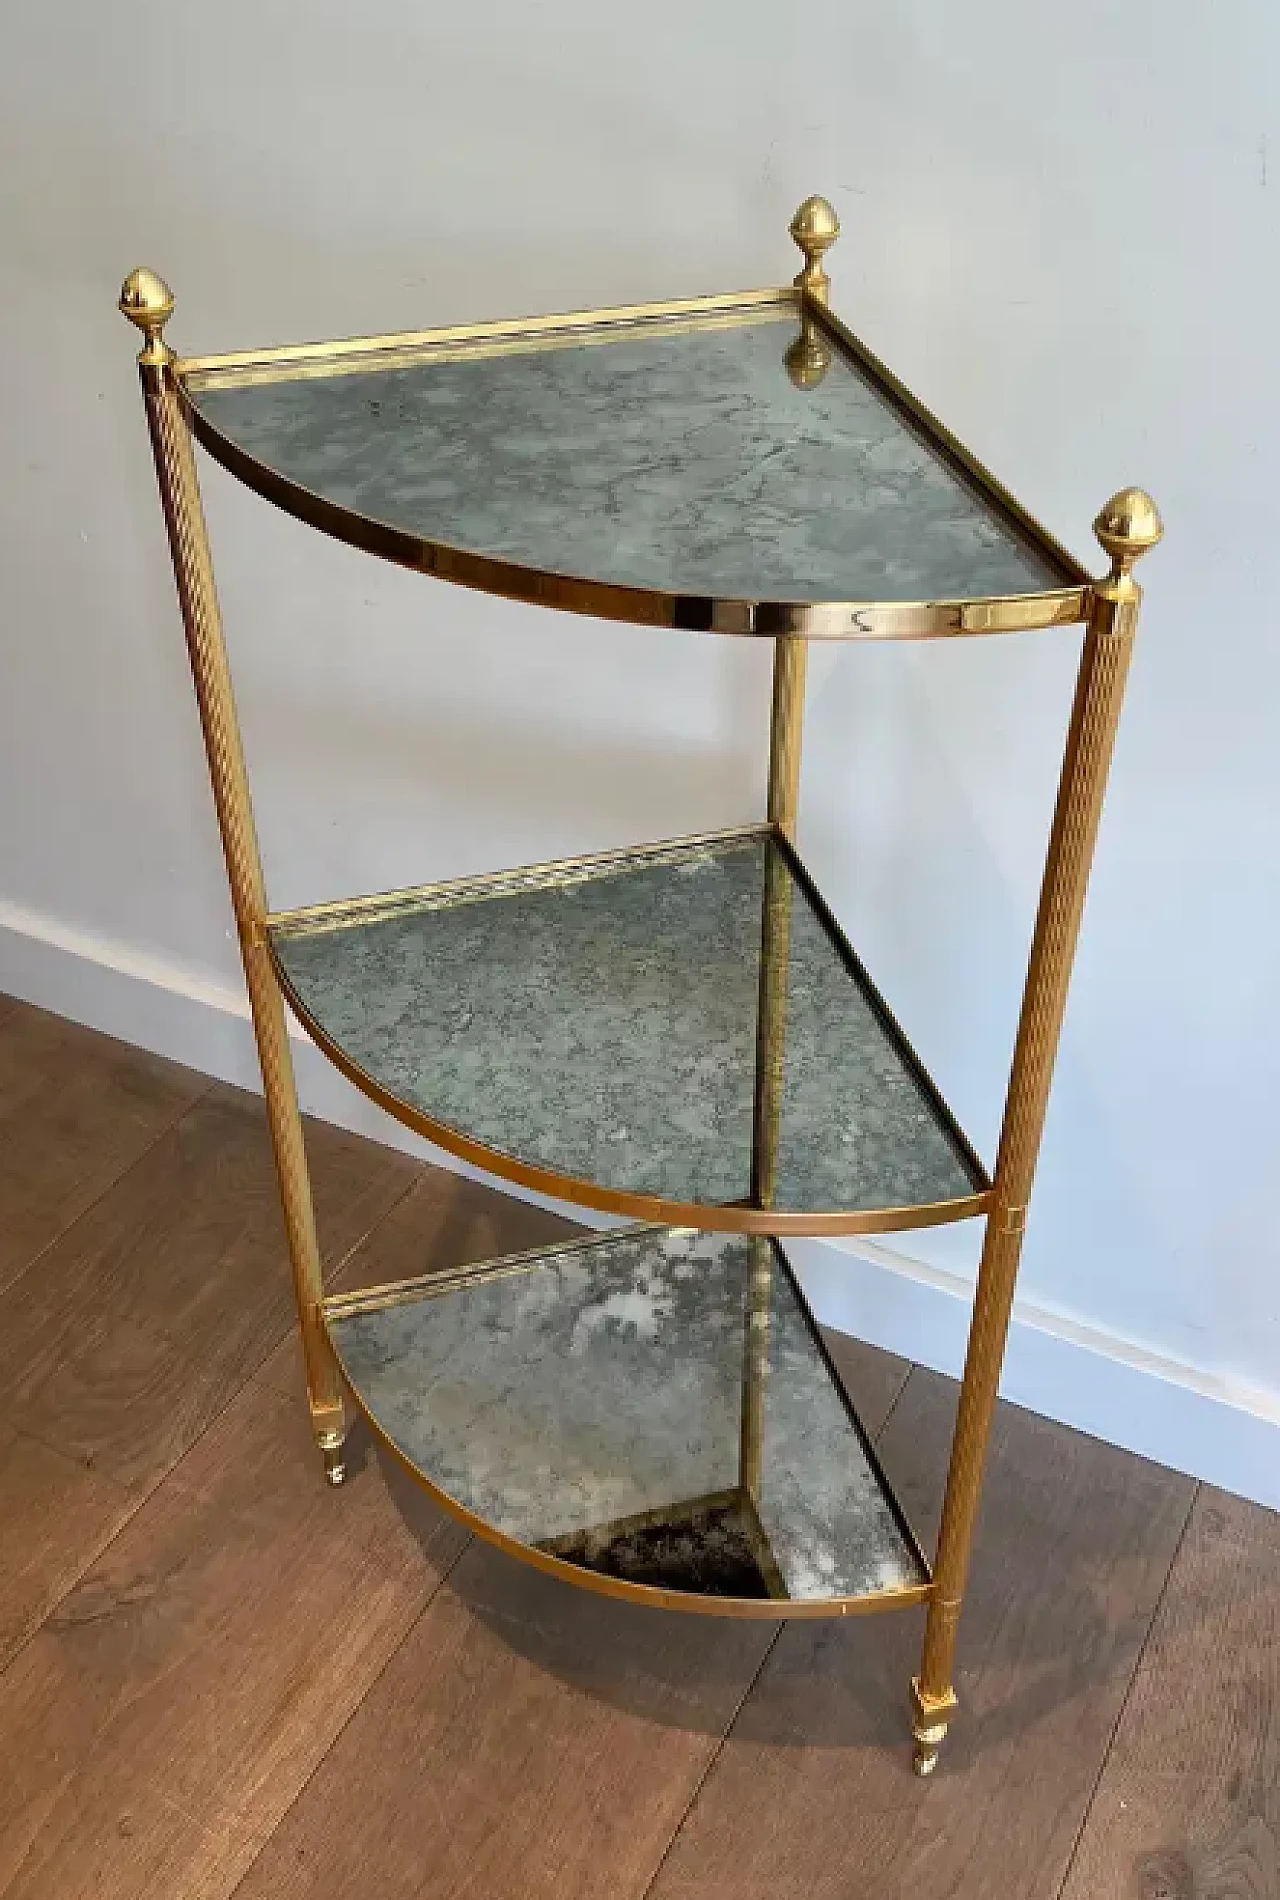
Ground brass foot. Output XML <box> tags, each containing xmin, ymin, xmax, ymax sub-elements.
<box><xmin>318</xmin><ymin>1429</ymin><xmax>346</xmax><ymax>1487</ymax></box>
<box><xmin>911</xmin><ymin>1724</ymin><xmax>947</xmax><ymax>1777</ymax></box>
<box><xmin>909</xmin><ymin>1677</ymin><xmax>957</xmax><ymax>1779</ymax></box>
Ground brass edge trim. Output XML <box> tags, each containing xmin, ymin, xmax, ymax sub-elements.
<box><xmin>321</xmin><ymin>1223</ymin><xmax>664</xmax><ymax>1320</ymax></box>
<box><xmin>275</xmin><ymin>950</ymin><xmax>993</xmax><ymax>1238</ymax></box>
<box><xmin>266</xmin><ymin>823</ymin><xmax>766</xmax><ymax>934</ymax></box>
<box><xmin>337</xmin><ymin>1359</ymin><xmax>937</xmax><ymax>1619</ymax></box>
<box><xmin>774</xmin><ymin>828</ymin><xmax>992</xmax><ymax>1194</ymax></box>
<box><xmin>174</xmin><ymin>359</ymin><xmax>1086</xmax><ymax>644</ymax></box>
<box><xmin>175</xmin><ymin>286</ymin><xmax>797</xmax><ymax>377</ymax></box>
<box><xmin>325</xmin><ymin>1257</ymin><xmax>935</xmax><ymax>1622</ymax></box>
<box><xmin>807</xmin><ymin>294</ymin><xmax>1093</xmax><ymax>592</ymax></box>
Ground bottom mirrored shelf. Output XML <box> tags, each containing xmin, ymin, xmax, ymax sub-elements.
<box><xmin>324</xmin><ymin>1224</ymin><xmax>932</xmax><ymax>1617</ymax></box>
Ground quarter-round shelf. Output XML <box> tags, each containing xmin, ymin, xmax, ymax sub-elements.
<box><xmin>326</xmin><ymin>1224</ymin><xmax>932</xmax><ymax>1618</ymax></box>
<box><xmin>177</xmin><ymin>287</ymin><xmax>1089</xmax><ymax>640</ymax></box>
<box><xmin>269</xmin><ymin>826</ymin><xmax>992</xmax><ymax>1238</ymax></box>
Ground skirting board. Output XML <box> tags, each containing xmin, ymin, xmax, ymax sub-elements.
<box><xmin>4</xmin><ymin>893</ymin><xmax>1280</xmax><ymax>1513</ymax></box>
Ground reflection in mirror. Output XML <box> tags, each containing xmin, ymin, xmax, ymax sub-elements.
<box><xmin>784</xmin><ymin>310</ymin><xmax>833</xmax><ymax>391</ymax></box>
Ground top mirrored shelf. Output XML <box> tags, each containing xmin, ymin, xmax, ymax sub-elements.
<box><xmin>179</xmin><ymin>289</ymin><xmax>1088</xmax><ymax>639</ymax></box>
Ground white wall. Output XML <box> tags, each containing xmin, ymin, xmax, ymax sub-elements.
<box><xmin>3</xmin><ymin>1</ymin><xmax>1279</xmax><ymax>1502</ymax></box>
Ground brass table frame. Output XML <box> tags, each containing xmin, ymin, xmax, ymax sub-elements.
<box><xmin>119</xmin><ymin>196</ymin><xmax>1161</xmax><ymax>1775</ymax></box>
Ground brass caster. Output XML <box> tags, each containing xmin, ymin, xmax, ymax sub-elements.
<box><xmin>912</xmin><ymin>1733</ymin><xmax>944</xmax><ymax>1778</ymax></box>
<box><xmin>318</xmin><ymin>1431</ymin><xmax>346</xmax><ymax>1487</ymax></box>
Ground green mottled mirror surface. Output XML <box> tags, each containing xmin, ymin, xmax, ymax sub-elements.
<box><xmin>270</xmin><ymin>831</ymin><xmax>983</xmax><ymax>1220</ymax></box>
<box><xmin>187</xmin><ymin>306</ymin><xmax>1058</xmax><ymax>605</ymax></box>
<box><xmin>329</xmin><ymin>1226</ymin><xmax>926</xmax><ymax>1605</ymax></box>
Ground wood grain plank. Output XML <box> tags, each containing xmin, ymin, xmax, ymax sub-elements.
<box><xmin>0</xmin><ymin>1420</ymin><xmax>135</xmax><ymax>1673</ymax></box>
<box><xmin>0</xmin><ymin>1001</ymin><xmax>207</xmax><ymax>1294</ymax></box>
<box><xmin>229</xmin><ymin>1529</ymin><xmax>776</xmax><ymax>1900</ymax></box>
<box><xmin>0</xmin><ymin>1378</ymin><xmax>467</xmax><ymax>1900</ymax></box>
<box><xmin>0</xmin><ymin>1085</ymin><xmax>420</xmax><ymax>1490</ymax></box>
<box><xmin>645</xmin><ymin>1370</ymin><xmax>1194</xmax><ymax>1900</ymax></box>
<box><xmin>1060</xmin><ymin>1485</ymin><xmax>1280</xmax><ymax>1900</ymax></box>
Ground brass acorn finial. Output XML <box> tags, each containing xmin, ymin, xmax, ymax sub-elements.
<box><xmin>789</xmin><ymin>195</ymin><xmax>839</xmax><ymax>304</ymax></box>
<box><xmin>1093</xmin><ymin>487</ymin><xmax>1164</xmax><ymax>580</ymax></box>
<box><xmin>119</xmin><ymin>267</ymin><xmax>175</xmax><ymax>361</ymax></box>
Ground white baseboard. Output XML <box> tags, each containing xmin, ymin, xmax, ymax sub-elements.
<box><xmin>788</xmin><ymin>1235</ymin><xmax>1280</xmax><ymax>1512</ymax></box>
<box><xmin>4</xmin><ymin>895</ymin><xmax>1279</xmax><ymax>1512</ymax></box>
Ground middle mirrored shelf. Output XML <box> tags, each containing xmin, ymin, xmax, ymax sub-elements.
<box><xmin>269</xmin><ymin>826</ymin><xmax>989</xmax><ymax>1233</ymax></box>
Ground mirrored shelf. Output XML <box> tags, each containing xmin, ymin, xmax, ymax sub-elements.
<box><xmin>178</xmin><ymin>289</ymin><xmax>1088</xmax><ymax>639</ymax></box>
<box><xmin>325</xmin><ymin>1223</ymin><xmax>930</xmax><ymax>1617</ymax></box>
<box><xmin>269</xmin><ymin>826</ymin><xmax>991</xmax><ymax>1237</ymax></box>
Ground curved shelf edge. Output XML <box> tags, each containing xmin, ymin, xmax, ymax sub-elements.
<box><xmin>273</xmin><ymin>941</ymin><xmax>995</xmax><ymax>1240</ymax></box>
<box><xmin>334</xmin><ymin>1344</ymin><xmax>935</xmax><ymax>1622</ymax></box>
<box><xmin>175</xmin><ymin>367</ymin><xmax>1088</xmax><ymax>644</ymax></box>
<box><xmin>323</xmin><ymin>1225</ymin><xmax>936</xmax><ymax>1621</ymax></box>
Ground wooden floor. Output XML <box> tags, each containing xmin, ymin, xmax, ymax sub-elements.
<box><xmin>0</xmin><ymin>994</ymin><xmax>1274</xmax><ymax>1900</ymax></box>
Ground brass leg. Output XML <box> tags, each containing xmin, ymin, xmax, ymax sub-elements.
<box><xmin>912</xmin><ymin>490</ymin><xmax>1162</xmax><ymax>1770</ymax></box>
<box><xmin>121</xmin><ymin>271</ymin><xmax>347</xmax><ymax>1483</ymax></box>
<box><xmin>766</xmin><ymin>633</ymin><xmax>808</xmax><ymax>845</ymax></box>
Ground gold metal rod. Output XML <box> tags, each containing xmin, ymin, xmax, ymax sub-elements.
<box><xmin>745</xmin><ymin>622</ymin><xmax>809</xmax><ymax>1493</ymax></box>
<box><xmin>767</xmin><ymin>635</ymin><xmax>808</xmax><ymax>842</ymax></box>
<box><xmin>120</xmin><ymin>268</ymin><xmax>346</xmax><ymax>1486</ymax></box>
<box><xmin>177</xmin><ymin>285</ymin><xmax>795</xmax><ymax>379</ymax></box>
<box><xmin>266</xmin><ymin>822</ymin><xmax>768</xmax><ymax>934</ymax></box>
<box><xmin>321</xmin><ymin>1221</ymin><xmax>670</xmax><ymax>1321</ymax></box>
<box><xmin>911</xmin><ymin>488</ymin><xmax>1163</xmax><ymax>1774</ymax></box>
<box><xmin>738</xmin><ymin>1235</ymin><xmax>773</xmax><ymax>1501</ymax></box>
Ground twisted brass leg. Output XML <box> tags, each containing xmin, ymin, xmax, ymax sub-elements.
<box><xmin>912</xmin><ymin>490</ymin><xmax>1162</xmax><ymax>1771</ymax></box>
<box><xmin>121</xmin><ymin>270</ymin><xmax>347</xmax><ymax>1484</ymax></box>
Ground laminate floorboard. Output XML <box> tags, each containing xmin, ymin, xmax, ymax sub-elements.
<box><xmin>1060</xmin><ymin>1485</ymin><xmax>1280</xmax><ymax>1900</ymax></box>
<box><xmin>644</xmin><ymin>1371</ymin><xmax>1196</xmax><ymax>1900</ymax></box>
<box><xmin>0</xmin><ymin>1418</ymin><xmax>134</xmax><ymax>1672</ymax></box>
<box><xmin>0</xmin><ymin>1084</ymin><xmax>418</xmax><ymax>1492</ymax></box>
<box><xmin>0</xmin><ymin>1002</ymin><xmax>207</xmax><ymax>1293</ymax></box>
<box><xmin>0</xmin><ymin>1380</ymin><xmax>466</xmax><ymax>1900</ymax></box>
